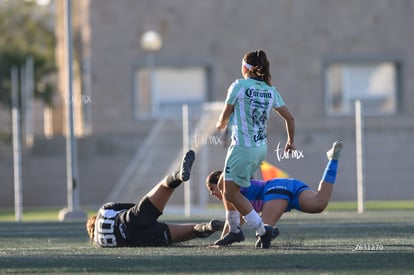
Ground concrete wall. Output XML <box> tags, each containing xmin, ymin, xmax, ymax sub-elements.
<box><xmin>1</xmin><ymin>0</ymin><xmax>413</xmax><ymax>208</ymax></box>
<box><xmin>86</xmin><ymin>0</ymin><xmax>414</xmax><ymax>133</ymax></box>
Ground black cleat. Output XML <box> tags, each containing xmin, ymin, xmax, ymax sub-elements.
<box><xmin>194</xmin><ymin>219</ymin><xmax>225</xmax><ymax>238</ymax></box>
<box><xmin>255</xmin><ymin>226</ymin><xmax>280</xmax><ymax>248</ymax></box>
<box><xmin>214</xmin><ymin>231</ymin><xmax>245</xmax><ymax>246</ymax></box>
<box><xmin>255</xmin><ymin>226</ymin><xmax>279</xmax><ymax>249</ymax></box>
<box><xmin>180</xmin><ymin>150</ymin><xmax>195</xmax><ymax>181</ymax></box>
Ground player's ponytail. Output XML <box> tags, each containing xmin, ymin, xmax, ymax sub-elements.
<box><xmin>243</xmin><ymin>49</ymin><xmax>272</xmax><ymax>86</ymax></box>
<box><xmin>257</xmin><ymin>50</ymin><xmax>272</xmax><ymax>86</ymax></box>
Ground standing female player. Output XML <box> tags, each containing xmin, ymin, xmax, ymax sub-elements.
<box><xmin>215</xmin><ymin>49</ymin><xmax>296</xmax><ymax>247</ymax></box>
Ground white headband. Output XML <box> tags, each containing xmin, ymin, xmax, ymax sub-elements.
<box><xmin>242</xmin><ymin>60</ymin><xmax>254</xmax><ymax>70</ymax></box>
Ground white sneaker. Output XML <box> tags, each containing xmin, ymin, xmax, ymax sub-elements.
<box><xmin>326</xmin><ymin>140</ymin><xmax>343</xmax><ymax>160</ymax></box>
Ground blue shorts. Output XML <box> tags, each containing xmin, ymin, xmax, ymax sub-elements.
<box><xmin>263</xmin><ymin>178</ymin><xmax>311</xmax><ymax>212</ymax></box>
<box><xmin>224</xmin><ymin>145</ymin><xmax>267</xmax><ymax>187</ymax></box>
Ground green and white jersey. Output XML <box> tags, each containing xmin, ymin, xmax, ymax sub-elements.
<box><xmin>225</xmin><ymin>78</ymin><xmax>285</xmax><ymax>147</ymax></box>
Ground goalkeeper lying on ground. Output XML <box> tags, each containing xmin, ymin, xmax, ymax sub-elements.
<box><xmin>86</xmin><ymin>150</ymin><xmax>224</xmax><ymax>247</ymax></box>
<box><xmin>206</xmin><ymin>140</ymin><xmax>343</xmax><ymax>249</ymax></box>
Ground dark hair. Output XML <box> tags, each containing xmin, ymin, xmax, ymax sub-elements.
<box><xmin>243</xmin><ymin>49</ymin><xmax>272</xmax><ymax>86</ymax></box>
<box><xmin>206</xmin><ymin>170</ymin><xmax>222</xmax><ymax>185</ymax></box>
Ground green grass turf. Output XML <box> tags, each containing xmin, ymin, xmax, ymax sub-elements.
<box><xmin>1</xmin><ymin>200</ymin><xmax>414</xmax><ymax>222</ymax></box>
<box><xmin>0</xmin><ymin>210</ymin><xmax>413</xmax><ymax>274</ymax></box>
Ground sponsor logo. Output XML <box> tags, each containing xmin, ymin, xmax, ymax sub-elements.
<box><xmin>245</xmin><ymin>88</ymin><xmax>272</xmax><ymax>99</ymax></box>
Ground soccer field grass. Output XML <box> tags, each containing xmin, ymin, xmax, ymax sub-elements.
<box><xmin>0</xmin><ymin>210</ymin><xmax>413</xmax><ymax>274</ymax></box>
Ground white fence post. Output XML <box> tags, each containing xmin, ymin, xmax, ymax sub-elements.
<box><xmin>12</xmin><ymin>67</ymin><xmax>23</xmax><ymax>222</ymax></box>
<box><xmin>355</xmin><ymin>99</ymin><xmax>365</xmax><ymax>214</ymax></box>
<box><xmin>182</xmin><ymin>104</ymin><xmax>191</xmax><ymax>217</ymax></box>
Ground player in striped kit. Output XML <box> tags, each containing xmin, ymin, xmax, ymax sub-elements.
<box><xmin>215</xmin><ymin>49</ymin><xmax>296</xmax><ymax>247</ymax></box>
